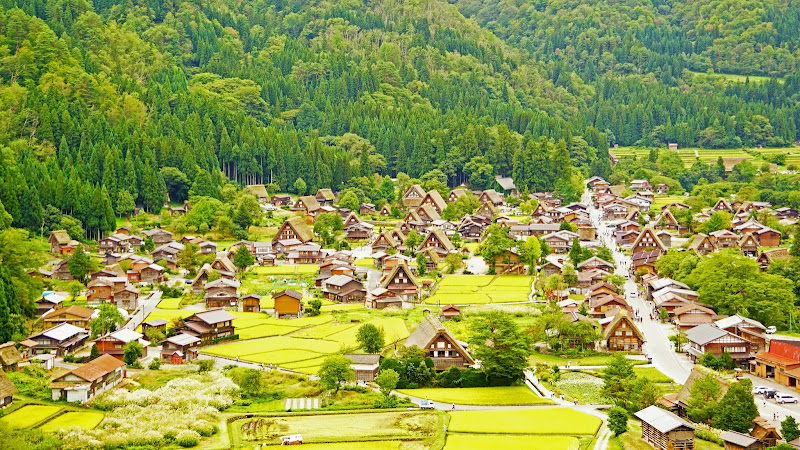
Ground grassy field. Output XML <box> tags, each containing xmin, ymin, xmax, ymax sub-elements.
<box><xmin>251</xmin><ymin>265</ymin><xmax>320</xmax><ymax>275</ymax></box>
<box><xmin>687</xmin><ymin>70</ymin><xmax>781</xmax><ymax>84</ymax></box>
<box><xmin>445</xmin><ymin>434</ymin><xmax>579</xmax><ymax>450</ymax></box>
<box><xmin>529</xmin><ymin>353</ymin><xmax>647</xmax><ymax>367</ymax></box>
<box><xmin>448</xmin><ymin>409</ymin><xmax>601</xmax><ymax>435</ymax></box>
<box><xmin>1</xmin><ymin>405</ymin><xmax>63</xmax><ymax>429</ymax></box>
<box><xmin>156</xmin><ymin>297</ymin><xmax>182</xmax><ymax>309</ymax></box>
<box><xmin>233</xmin><ymin>411</ymin><xmax>438</xmax><ymax>445</ymax></box>
<box><xmin>425</xmin><ymin>276</ymin><xmax>532</xmax><ymax>305</ymax></box>
<box><xmin>279</xmin><ymin>443</ymin><xmax>405</xmax><ymax>450</ymax></box>
<box><xmin>650</xmin><ymin>195</ymin><xmax>686</xmax><ymax>212</ymax></box>
<box><xmin>207</xmin><ymin>314</ymin><xmax>410</xmax><ymax>373</ymax></box>
<box><xmin>555</xmin><ymin>372</ymin><xmax>610</xmax><ymax>404</ymax></box>
<box><xmin>355</xmin><ymin>258</ymin><xmax>374</xmax><ymax>268</ymax></box>
<box><xmin>39</xmin><ymin>412</ymin><xmax>105</xmax><ymax>432</ymax></box>
<box><xmin>396</xmin><ymin>387</ymin><xmax>552</xmax><ymax>406</ymax></box>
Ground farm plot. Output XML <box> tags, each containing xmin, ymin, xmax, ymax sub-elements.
<box><xmin>1</xmin><ymin>405</ymin><xmax>63</xmax><ymax>429</ymax></box>
<box><xmin>39</xmin><ymin>411</ymin><xmax>105</xmax><ymax>432</ymax></box>
<box><xmin>426</xmin><ymin>276</ymin><xmax>532</xmax><ymax>305</ymax></box>
<box><xmin>233</xmin><ymin>410</ymin><xmax>438</xmax><ymax>445</ymax></box>
<box><xmin>555</xmin><ymin>372</ymin><xmax>611</xmax><ymax>404</ymax></box>
<box><xmin>448</xmin><ymin>408</ymin><xmax>601</xmax><ymax>435</ymax></box>
<box><xmin>445</xmin><ymin>434</ymin><xmax>579</xmax><ymax>450</ymax></box>
<box><xmin>396</xmin><ymin>386</ymin><xmax>552</xmax><ymax>406</ymax></box>
<box><xmin>251</xmin><ymin>265</ymin><xmax>320</xmax><ymax>276</ymax></box>
<box><xmin>156</xmin><ymin>297</ymin><xmax>182</xmax><ymax>309</ymax></box>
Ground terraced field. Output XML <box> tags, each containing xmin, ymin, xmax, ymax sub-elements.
<box><xmin>425</xmin><ymin>276</ymin><xmax>532</xmax><ymax>305</ymax></box>
<box><xmin>206</xmin><ymin>317</ymin><xmax>409</xmax><ymax>374</ymax></box>
<box><xmin>1</xmin><ymin>405</ymin><xmax>63</xmax><ymax>429</ymax></box>
<box><xmin>39</xmin><ymin>412</ymin><xmax>105</xmax><ymax>432</ymax></box>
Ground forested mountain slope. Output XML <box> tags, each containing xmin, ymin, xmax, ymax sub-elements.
<box><xmin>452</xmin><ymin>0</ymin><xmax>800</xmax><ymax>78</ymax></box>
<box><xmin>0</xmin><ymin>0</ymin><xmax>610</xmax><ymax>236</ymax></box>
<box><xmin>451</xmin><ymin>0</ymin><xmax>800</xmax><ymax>148</ymax></box>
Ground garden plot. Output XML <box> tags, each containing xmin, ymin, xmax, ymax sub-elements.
<box><xmin>232</xmin><ymin>410</ymin><xmax>437</xmax><ymax>445</ymax></box>
<box><xmin>1</xmin><ymin>405</ymin><xmax>63</xmax><ymax>429</ymax></box>
<box><xmin>448</xmin><ymin>408</ymin><xmax>601</xmax><ymax>435</ymax></box>
<box><xmin>445</xmin><ymin>434</ymin><xmax>579</xmax><ymax>450</ymax></box>
<box><xmin>555</xmin><ymin>372</ymin><xmax>611</xmax><ymax>404</ymax></box>
<box><xmin>39</xmin><ymin>411</ymin><xmax>105</xmax><ymax>432</ymax></box>
<box><xmin>396</xmin><ymin>386</ymin><xmax>552</xmax><ymax>406</ymax></box>
<box><xmin>251</xmin><ymin>265</ymin><xmax>319</xmax><ymax>276</ymax></box>
<box><xmin>425</xmin><ymin>276</ymin><xmax>532</xmax><ymax>305</ymax></box>
<box><xmin>156</xmin><ymin>297</ymin><xmax>182</xmax><ymax>309</ymax></box>
<box><xmin>294</xmin><ymin>318</ymin><xmax>409</xmax><ymax>346</ymax></box>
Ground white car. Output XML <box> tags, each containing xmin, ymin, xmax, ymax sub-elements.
<box><xmin>419</xmin><ymin>400</ymin><xmax>435</xmax><ymax>409</ymax></box>
<box><xmin>776</xmin><ymin>393</ymin><xmax>798</xmax><ymax>404</ymax></box>
<box><xmin>766</xmin><ymin>326</ymin><xmax>777</xmax><ymax>334</ymax></box>
<box><xmin>752</xmin><ymin>386</ymin><xmax>769</xmax><ymax>395</ymax></box>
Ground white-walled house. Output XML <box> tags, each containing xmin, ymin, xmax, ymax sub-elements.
<box><xmin>49</xmin><ymin>354</ymin><xmax>126</xmax><ymax>403</ymax></box>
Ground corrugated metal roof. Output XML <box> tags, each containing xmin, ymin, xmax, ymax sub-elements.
<box><xmin>634</xmin><ymin>405</ymin><xmax>695</xmax><ymax>433</ymax></box>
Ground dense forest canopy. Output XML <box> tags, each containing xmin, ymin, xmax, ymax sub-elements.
<box><xmin>0</xmin><ymin>0</ymin><xmax>798</xmax><ymax>238</ymax></box>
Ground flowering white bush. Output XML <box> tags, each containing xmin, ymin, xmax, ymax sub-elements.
<box><xmin>60</xmin><ymin>373</ymin><xmax>239</xmax><ymax>449</ymax></box>
<box><xmin>556</xmin><ymin>372</ymin><xmax>611</xmax><ymax>404</ymax></box>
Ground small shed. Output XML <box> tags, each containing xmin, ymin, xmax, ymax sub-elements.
<box><xmin>438</xmin><ymin>305</ymin><xmax>462</xmax><ymax>321</ymax></box>
<box><xmin>141</xmin><ymin>319</ymin><xmax>169</xmax><ymax>338</ymax></box>
<box><xmin>635</xmin><ymin>405</ymin><xmax>695</xmax><ymax>450</ymax></box>
<box><xmin>344</xmin><ymin>354</ymin><xmax>381</xmax><ymax>382</ymax></box>
<box><xmin>273</xmin><ymin>289</ymin><xmax>304</xmax><ymax>319</ymax></box>
<box><xmin>0</xmin><ymin>342</ymin><xmax>21</xmax><ymax>372</ymax></box>
<box><xmin>240</xmin><ymin>294</ymin><xmax>262</xmax><ymax>313</ymax></box>
<box><xmin>0</xmin><ymin>370</ymin><xmax>18</xmax><ymax>408</ymax></box>
<box><xmin>719</xmin><ymin>430</ymin><xmax>763</xmax><ymax>450</ymax></box>
<box><xmin>750</xmin><ymin>418</ymin><xmax>781</xmax><ymax>448</ymax></box>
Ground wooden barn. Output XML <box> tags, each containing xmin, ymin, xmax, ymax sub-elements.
<box><xmin>635</xmin><ymin>405</ymin><xmax>695</xmax><ymax>450</ymax></box>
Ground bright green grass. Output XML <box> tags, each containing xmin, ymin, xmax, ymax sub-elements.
<box><xmin>529</xmin><ymin>353</ymin><xmax>647</xmax><ymax>366</ymax></box>
<box><xmin>136</xmin><ymin>309</ymin><xmax>194</xmax><ymax>331</ymax></box>
<box><xmin>687</xmin><ymin>69</ymin><xmax>780</xmax><ymax>84</ymax></box>
<box><xmin>445</xmin><ymin>434</ymin><xmax>579</xmax><ymax>450</ymax></box>
<box><xmin>283</xmin><ymin>443</ymin><xmax>403</xmax><ymax>450</ymax></box>
<box><xmin>321</xmin><ymin>303</ymin><xmax>366</xmax><ymax>311</ymax></box>
<box><xmin>39</xmin><ymin>412</ymin><xmax>104</xmax><ymax>432</ymax></box>
<box><xmin>448</xmin><ymin>409</ymin><xmax>601</xmax><ymax>435</ymax></box>
<box><xmin>156</xmin><ymin>297</ymin><xmax>182</xmax><ymax>309</ymax></box>
<box><xmin>438</xmin><ymin>275</ymin><xmax>495</xmax><ymax>287</ymax></box>
<box><xmin>236</xmin><ymin>324</ymin><xmax>299</xmax><ymax>340</ymax></box>
<box><xmin>355</xmin><ymin>258</ymin><xmax>374</xmax><ymax>268</ymax></box>
<box><xmin>1</xmin><ymin>405</ymin><xmax>63</xmax><ymax>429</ymax></box>
<box><xmin>295</xmin><ymin>318</ymin><xmax>409</xmax><ymax>346</ymax></box>
<box><xmin>651</xmin><ymin>195</ymin><xmax>686</xmax><ymax>212</ymax></box>
<box><xmin>251</xmin><ymin>265</ymin><xmax>320</xmax><ymax>275</ymax></box>
<box><xmin>396</xmin><ymin>387</ymin><xmax>552</xmax><ymax>406</ymax></box>
<box><xmin>426</xmin><ymin>276</ymin><xmax>532</xmax><ymax>305</ymax></box>
<box><xmin>633</xmin><ymin>367</ymin><xmax>674</xmax><ymax>383</ymax></box>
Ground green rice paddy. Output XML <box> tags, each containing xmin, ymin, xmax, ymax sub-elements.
<box><xmin>425</xmin><ymin>276</ymin><xmax>532</xmax><ymax>305</ymax></box>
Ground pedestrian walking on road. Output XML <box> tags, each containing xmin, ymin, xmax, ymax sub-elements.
<box><xmin>452</xmin><ymin>402</ymin><xmax>455</xmax><ymax>410</ymax></box>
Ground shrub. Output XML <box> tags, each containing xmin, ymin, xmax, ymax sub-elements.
<box><xmin>192</xmin><ymin>420</ymin><xmax>217</xmax><ymax>437</ymax></box>
<box><xmin>695</xmin><ymin>427</ymin><xmax>724</xmax><ymax>445</ymax></box>
<box><xmin>149</xmin><ymin>359</ymin><xmax>162</xmax><ymax>370</ymax></box>
<box><xmin>197</xmin><ymin>360</ymin><xmax>215</xmax><ymax>373</ymax></box>
<box><xmin>175</xmin><ymin>430</ymin><xmax>201</xmax><ymax>447</ymax></box>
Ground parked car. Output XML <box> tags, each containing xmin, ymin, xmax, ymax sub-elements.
<box><xmin>420</xmin><ymin>400</ymin><xmax>435</xmax><ymax>409</ymax></box>
<box><xmin>764</xmin><ymin>388</ymin><xmax>777</xmax><ymax>399</ymax></box>
<box><xmin>752</xmin><ymin>386</ymin><xmax>769</xmax><ymax>395</ymax></box>
<box><xmin>766</xmin><ymin>326</ymin><xmax>777</xmax><ymax>334</ymax></box>
<box><xmin>280</xmin><ymin>434</ymin><xmax>303</xmax><ymax>445</ymax></box>
<box><xmin>776</xmin><ymin>393</ymin><xmax>798</xmax><ymax>404</ymax></box>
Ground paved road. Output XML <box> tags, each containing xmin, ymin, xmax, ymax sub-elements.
<box><xmin>123</xmin><ymin>291</ymin><xmax>162</xmax><ymax>331</ymax></box>
<box><xmin>582</xmin><ymin>189</ymin><xmax>693</xmax><ymax>384</ymax></box>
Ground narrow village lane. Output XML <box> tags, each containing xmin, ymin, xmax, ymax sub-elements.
<box><xmin>581</xmin><ymin>189</ymin><xmax>692</xmax><ymax>384</ymax></box>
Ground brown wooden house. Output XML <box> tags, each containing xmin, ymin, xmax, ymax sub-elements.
<box><xmin>380</xmin><ymin>262</ymin><xmax>419</xmax><ymax>302</ymax></box>
<box><xmin>273</xmin><ymin>216</ymin><xmax>314</xmax><ymax>245</ymax></box>
<box><xmin>686</xmin><ymin>323</ymin><xmax>751</xmax><ymax>367</ymax></box>
<box><xmin>631</xmin><ymin>227</ymin><xmax>667</xmax><ymax>255</ymax></box>
<box><xmin>344</xmin><ymin>354</ymin><xmax>381</xmax><ymax>382</ymax></box>
<box><xmin>417</xmin><ymin>228</ymin><xmax>455</xmax><ymax>258</ymax></box>
<box><xmin>181</xmin><ymin>309</ymin><xmax>236</xmax><ymax>345</ymax></box>
<box><xmin>203</xmin><ymin>278</ymin><xmax>240</xmax><ymax>308</ymax></box>
<box><xmin>739</xmin><ymin>233</ymin><xmax>760</xmax><ymax>257</ymax></box>
<box><xmin>25</xmin><ymin>323</ymin><xmax>88</xmax><ymax>356</ymax></box>
<box><xmin>93</xmin><ymin>329</ymin><xmax>146</xmax><ymax>361</ymax></box>
<box><xmin>273</xmin><ymin>289</ymin><xmax>304</xmax><ymax>318</ymax></box>
<box><xmin>0</xmin><ymin>342</ymin><xmax>21</xmax><ymax>372</ymax></box>
<box><xmin>402</xmin><ymin>184</ymin><xmax>426</xmax><ymax>208</ymax></box>
<box><xmin>239</xmin><ymin>294</ymin><xmax>261</xmax><ymax>313</ymax></box>
<box><xmin>49</xmin><ymin>354</ymin><xmax>126</xmax><ymax>404</ymax></box>
<box><xmin>719</xmin><ymin>430</ymin><xmax>765</xmax><ymax>450</ymax></box>
<box><xmin>0</xmin><ymin>370</ymin><xmax>18</xmax><ymax>408</ymax></box>
<box><xmin>404</xmin><ymin>315</ymin><xmax>475</xmax><ymax>370</ymax></box>
<box><xmin>603</xmin><ymin>313</ymin><xmax>644</xmax><ymax>352</ymax></box>
<box><xmin>439</xmin><ymin>304</ymin><xmax>462</xmax><ymax>321</ymax></box>
<box><xmin>689</xmin><ymin>233</ymin><xmax>717</xmax><ymax>256</ymax></box>
<box><xmin>43</xmin><ymin>305</ymin><xmax>94</xmax><ymax>329</ymax></box>
<box><xmin>48</xmin><ymin>230</ymin><xmax>78</xmax><ymax>255</ymax></box>
<box><xmin>161</xmin><ymin>333</ymin><xmax>201</xmax><ymax>364</ymax></box>
<box><xmin>322</xmin><ymin>275</ymin><xmax>366</xmax><ymax>303</ymax></box>
<box><xmin>673</xmin><ymin>304</ymin><xmax>715</xmax><ymax>332</ymax></box>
